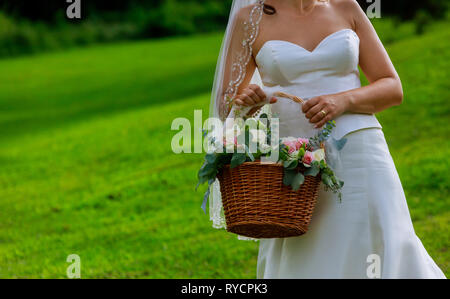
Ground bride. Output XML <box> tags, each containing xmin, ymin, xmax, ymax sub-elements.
<box><xmin>208</xmin><ymin>0</ymin><xmax>446</xmax><ymax>278</ymax></box>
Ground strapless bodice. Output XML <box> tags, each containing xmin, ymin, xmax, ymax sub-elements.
<box><xmin>255</xmin><ymin>29</ymin><xmax>381</xmax><ymax>139</ymax></box>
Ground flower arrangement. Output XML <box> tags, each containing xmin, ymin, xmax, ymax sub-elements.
<box><xmin>197</xmin><ymin>114</ymin><xmax>344</xmax><ymax>212</ymax></box>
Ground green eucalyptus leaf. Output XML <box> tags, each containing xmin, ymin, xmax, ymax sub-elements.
<box><xmin>292</xmin><ymin>172</ymin><xmax>305</xmax><ymax>191</ymax></box>
<box><xmin>197</xmin><ymin>175</ymin><xmax>208</xmax><ymax>186</ymax></box>
<box><xmin>230</xmin><ymin>153</ymin><xmax>246</xmax><ymax>168</ymax></box>
<box><xmin>205</xmin><ymin>153</ymin><xmax>217</xmax><ymax>164</ymax></box>
<box><xmin>321</xmin><ymin>173</ymin><xmax>333</xmax><ymax>187</ymax></box>
<box><xmin>305</xmin><ymin>163</ymin><xmax>320</xmax><ymax>176</ymax></box>
<box><xmin>198</xmin><ymin>162</ymin><xmax>216</xmax><ymax>178</ymax></box>
<box><xmin>283</xmin><ymin>169</ymin><xmax>296</xmax><ymax>186</ymax></box>
<box><xmin>245</xmin><ymin>145</ymin><xmax>255</xmax><ymax>161</ymax></box>
<box><xmin>279</xmin><ymin>149</ymin><xmax>288</xmax><ymax>161</ymax></box>
<box><xmin>283</xmin><ymin>160</ymin><xmax>298</xmax><ymax>170</ymax></box>
<box><xmin>320</xmin><ymin>160</ymin><xmax>326</xmax><ymax>168</ymax></box>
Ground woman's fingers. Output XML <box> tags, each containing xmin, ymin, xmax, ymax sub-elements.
<box><xmin>233</xmin><ymin>98</ymin><xmax>245</xmax><ymax>106</ymax></box>
<box><xmin>234</xmin><ymin>85</ymin><xmax>274</xmax><ymax>108</ymax></box>
<box><xmin>249</xmin><ymin>84</ymin><xmax>267</xmax><ymax>101</ymax></box>
<box><xmin>238</xmin><ymin>85</ymin><xmax>267</xmax><ymax>106</ymax></box>
<box><xmin>304</xmin><ymin>101</ymin><xmax>325</xmax><ymax>120</ymax></box>
<box><xmin>309</xmin><ymin>109</ymin><xmax>329</xmax><ymax>124</ymax></box>
<box><xmin>236</xmin><ymin>93</ymin><xmax>255</xmax><ymax>106</ymax></box>
<box><xmin>302</xmin><ymin>95</ymin><xmax>334</xmax><ymax>126</ymax></box>
<box><xmin>301</xmin><ymin>96</ymin><xmax>320</xmax><ymax>113</ymax></box>
<box><xmin>247</xmin><ymin>90</ymin><xmax>260</xmax><ymax>105</ymax></box>
<box><xmin>314</xmin><ymin>114</ymin><xmax>332</xmax><ymax>129</ymax></box>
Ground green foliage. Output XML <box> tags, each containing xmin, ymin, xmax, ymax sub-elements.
<box><xmin>229</xmin><ymin>153</ymin><xmax>245</xmax><ymax>168</ymax></box>
<box><xmin>140</xmin><ymin>0</ymin><xmax>231</xmax><ymax>37</ymax></box>
<box><xmin>414</xmin><ymin>10</ymin><xmax>433</xmax><ymax>35</ymax></box>
<box><xmin>308</xmin><ymin>120</ymin><xmax>335</xmax><ymax>149</ymax></box>
<box><xmin>304</xmin><ymin>161</ymin><xmax>320</xmax><ymax>177</ymax></box>
<box><xmin>291</xmin><ymin>172</ymin><xmax>305</xmax><ymax>191</ymax></box>
<box><xmin>0</xmin><ymin>0</ymin><xmax>233</xmax><ymax>58</ymax></box>
<box><xmin>369</xmin><ymin>18</ymin><xmax>417</xmax><ymax>44</ymax></box>
<box><xmin>1</xmin><ymin>1</ymin><xmax>448</xmax><ymax>59</ymax></box>
<box><xmin>0</xmin><ymin>12</ymin><xmax>142</xmax><ymax>58</ymax></box>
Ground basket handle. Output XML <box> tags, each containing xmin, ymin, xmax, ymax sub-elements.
<box><xmin>272</xmin><ymin>91</ymin><xmax>306</xmax><ymax>105</ymax></box>
<box><xmin>228</xmin><ymin>90</ymin><xmax>306</xmax><ymax>120</ymax></box>
<box><xmin>246</xmin><ymin>91</ymin><xmax>308</xmax><ymax>118</ymax></box>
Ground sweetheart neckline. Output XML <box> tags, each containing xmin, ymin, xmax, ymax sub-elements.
<box><xmin>255</xmin><ymin>28</ymin><xmax>358</xmax><ymax>60</ymax></box>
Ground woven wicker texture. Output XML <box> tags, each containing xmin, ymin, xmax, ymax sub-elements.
<box><xmin>217</xmin><ymin>162</ymin><xmax>321</xmax><ymax>238</ymax></box>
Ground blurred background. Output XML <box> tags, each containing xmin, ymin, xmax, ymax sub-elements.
<box><xmin>0</xmin><ymin>0</ymin><xmax>448</xmax><ymax>278</ymax></box>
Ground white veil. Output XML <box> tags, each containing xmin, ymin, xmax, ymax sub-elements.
<box><xmin>208</xmin><ymin>0</ymin><xmax>267</xmax><ymax>237</ymax></box>
<box><xmin>209</xmin><ymin>0</ymin><xmax>266</xmax><ymax>121</ymax></box>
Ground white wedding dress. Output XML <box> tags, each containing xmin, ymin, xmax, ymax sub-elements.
<box><xmin>254</xmin><ymin>29</ymin><xmax>446</xmax><ymax>279</ymax></box>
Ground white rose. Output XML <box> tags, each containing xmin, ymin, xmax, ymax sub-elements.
<box><xmin>259</xmin><ymin>143</ymin><xmax>272</xmax><ymax>153</ymax></box>
<box><xmin>312</xmin><ymin>148</ymin><xmax>326</xmax><ymax>162</ymax></box>
<box><xmin>225</xmin><ymin>142</ymin><xmax>236</xmax><ymax>152</ymax></box>
<box><xmin>249</xmin><ymin>129</ymin><xmax>267</xmax><ymax>144</ymax></box>
<box><xmin>211</xmin><ymin>138</ymin><xmax>225</xmax><ymax>153</ymax></box>
<box><xmin>224</xmin><ymin>126</ymin><xmax>240</xmax><ymax>142</ymax></box>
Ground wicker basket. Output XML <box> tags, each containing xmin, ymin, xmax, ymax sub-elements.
<box><xmin>217</xmin><ymin>162</ymin><xmax>321</xmax><ymax>238</ymax></box>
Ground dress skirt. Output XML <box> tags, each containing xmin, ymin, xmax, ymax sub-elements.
<box><xmin>257</xmin><ymin>127</ymin><xmax>446</xmax><ymax>279</ymax></box>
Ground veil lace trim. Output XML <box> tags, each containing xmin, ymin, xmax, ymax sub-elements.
<box><xmin>210</xmin><ymin>1</ymin><xmax>265</xmax><ymax>241</ymax></box>
<box><xmin>220</xmin><ymin>0</ymin><xmax>265</xmax><ymax>120</ymax></box>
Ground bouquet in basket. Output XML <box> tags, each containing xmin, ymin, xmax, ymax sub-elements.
<box><xmin>197</xmin><ymin>112</ymin><xmax>344</xmax><ymax>212</ymax></box>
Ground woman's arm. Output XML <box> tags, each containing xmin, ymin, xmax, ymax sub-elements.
<box><xmin>218</xmin><ymin>6</ymin><xmax>275</xmax><ymax>120</ymax></box>
<box><xmin>232</xmin><ymin>58</ymin><xmax>277</xmax><ymax>113</ymax></box>
<box><xmin>346</xmin><ymin>0</ymin><xmax>404</xmax><ymax>112</ymax></box>
<box><xmin>304</xmin><ymin>0</ymin><xmax>403</xmax><ymax>128</ymax></box>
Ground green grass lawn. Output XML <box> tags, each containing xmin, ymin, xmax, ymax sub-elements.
<box><xmin>0</xmin><ymin>23</ymin><xmax>449</xmax><ymax>278</ymax></box>
<box><xmin>0</xmin><ymin>33</ymin><xmax>221</xmax><ymax>140</ymax></box>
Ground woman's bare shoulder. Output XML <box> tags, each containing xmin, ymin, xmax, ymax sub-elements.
<box><xmin>329</xmin><ymin>0</ymin><xmax>366</xmax><ymax>28</ymax></box>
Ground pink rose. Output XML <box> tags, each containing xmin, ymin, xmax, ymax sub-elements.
<box><xmin>302</xmin><ymin>151</ymin><xmax>314</xmax><ymax>166</ymax></box>
<box><xmin>288</xmin><ymin>147</ymin><xmax>296</xmax><ymax>154</ymax></box>
<box><xmin>298</xmin><ymin>138</ymin><xmax>309</xmax><ymax>146</ymax></box>
<box><xmin>293</xmin><ymin>138</ymin><xmax>308</xmax><ymax>150</ymax></box>
<box><xmin>283</xmin><ymin>140</ymin><xmax>296</xmax><ymax>153</ymax></box>
<box><xmin>283</xmin><ymin>140</ymin><xmax>295</xmax><ymax>148</ymax></box>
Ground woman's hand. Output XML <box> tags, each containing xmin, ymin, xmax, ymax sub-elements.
<box><xmin>234</xmin><ymin>84</ymin><xmax>277</xmax><ymax>106</ymax></box>
<box><xmin>302</xmin><ymin>94</ymin><xmax>349</xmax><ymax>128</ymax></box>
<box><xmin>234</xmin><ymin>84</ymin><xmax>277</xmax><ymax>116</ymax></box>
